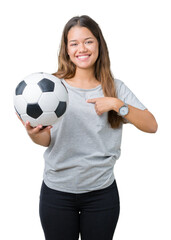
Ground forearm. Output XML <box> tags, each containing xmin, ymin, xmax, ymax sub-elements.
<box><xmin>30</xmin><ymin>131</ymin><xmax>51</xmax><ymax>147</ymax></box>
<box><xmin>113</xmin><ymin>98</ymin><xmax>158</xmax><ymax>133</ymax></box>
<box><xmin>124</xmin><ymin>105</ymin><xmax>157</xmax><ymax>133</ymax></box>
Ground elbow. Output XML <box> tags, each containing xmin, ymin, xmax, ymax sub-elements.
<box><xmin>150</xmin><ymin>124</ymin><xmax>158</xmax><ymax>133</ymax></box>
<box><xmin>146</xmin><ymin>111</ymin><xmax>158</xmax><ymax>133</ymax></box>
<box><xmin>148</xmin><ymin>120</ymin><xmax>158</xmax><ymax>133</ymax></box>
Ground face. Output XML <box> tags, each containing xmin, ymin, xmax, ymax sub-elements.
<box><xmin>67</xmin><ymin>26</ymin><xmax>99</xmax><ymax>70</ymax></box>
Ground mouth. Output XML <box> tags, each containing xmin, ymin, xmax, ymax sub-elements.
<box><xmin>76</xmin><ymin>54</ymin><xmax>91</xmax><ymax>60</ymax></box>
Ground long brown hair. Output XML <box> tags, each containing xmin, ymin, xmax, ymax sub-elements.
<box><xmin>53</xmin><ymin>15</ymin><xmax>123</xmax><ymax>128</ymax></box>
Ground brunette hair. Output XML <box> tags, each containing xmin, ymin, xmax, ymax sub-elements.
<box><xmin>53</xmin><ymin>15</ymin><xmax>123</xmax><ymax>128</ymax></box>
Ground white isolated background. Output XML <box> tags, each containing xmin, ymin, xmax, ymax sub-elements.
<box><xmin>0</xmin><ymin>0</ymin><xmax>170</xmax><ymax>239</ymax></box>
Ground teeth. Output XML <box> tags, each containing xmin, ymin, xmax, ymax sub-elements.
<box><xmin>77</xmin><ymin>55</ymin><xmax>89</xmax><ymax>59</ymax></box>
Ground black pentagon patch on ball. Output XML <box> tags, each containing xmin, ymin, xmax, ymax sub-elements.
<box><xmin>38</xmin><ymin>78</ymin><xmax>55</xmax><ymax>92</ymax></box>
<box><xmin>16</xmin><ymin>80</ymin><xmax>27</xmax><ymax>95</ymax></box>
<box><xmin>55</xmin><ymin>101</ymin><xmax>67</xmax><ymax>117</ymax></box>
<box><xmin>27</xmin><ymin>103</ymin><xmax>43</xmax><ymax>119</ymax></box>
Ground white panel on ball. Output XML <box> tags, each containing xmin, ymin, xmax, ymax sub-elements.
<box><xmin>24</xmin><ymin>72</ymin><xmax>45</xmax><ymax>84</ymax></box>
<box><xmin>37</xmin><ymin>112</ymin><xmax>58</xmax><ymax>126</ymax></box>
<box><xmin>21</xmin><ymin>114</ymin><xmax>38</xmax><ymax>127</ymax></box>
<box><xmin>39</xmin><ymin>92</ymin><xmax>59</xmax><ymax>112</ymax></box>
<box><xmin>14</xmin><ymin>95</ymin><xmax>27</xmax><ymax>114</ymax></box>
<box><xmin>54</xmin><ymin>83</ymin><xmax>68</xmax><ymax>102</ymax></box>
<box><xmin>23</xmin><ymin>84</ymin><xmax>42</xmax><ymax>103</ymax></box>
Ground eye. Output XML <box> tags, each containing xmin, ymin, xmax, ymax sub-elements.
<box><xmin>70</xmin><ymin>43</ymin><xmax>78</xmax><ymax>46</ymax></box>
<box><xmin>85</xmin><ymin>41</ymin><xmax>93</xmax><ymax>44</ymax></box>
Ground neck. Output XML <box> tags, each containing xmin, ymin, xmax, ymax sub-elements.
<box><xmin>64</xmin><ymin>67</ymin><xmax>101</xmax><ymax>89</ymax></box>
<box><xmin>73</xmin><ymin>67</ymin><xmax>97</xmax><ymax>83</ymax></box>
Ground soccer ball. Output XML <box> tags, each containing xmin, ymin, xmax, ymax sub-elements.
<box><xmin>14</xmin><ymin>72</ymin><xmax>68</xmax><ymax>127</ymax></box>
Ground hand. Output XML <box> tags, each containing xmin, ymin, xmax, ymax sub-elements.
<box><xmin>16</xmin><ymin>113</ymin><xmax>52</xmax><ymax>146</ymax></box>
<box><xmin>24</xmin><ymin>121</ymin><xmax>52</xmax><ymax>140</ymax></box>
<box><xmin>86</xmin><ymin>97</ymin><xmax>123</xmax><ymax>115</ymax></box>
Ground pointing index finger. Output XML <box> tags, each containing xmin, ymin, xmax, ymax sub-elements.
<box><xmin>86</xmin><ymin>98</ymin><xmax>97</xmax><ymax>103</ymax></box>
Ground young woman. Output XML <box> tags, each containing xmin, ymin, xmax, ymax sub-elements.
<box><xmin>19</xmin><ymin>15</ymin><xmax>157</xmax><ymax>240</ymax></box>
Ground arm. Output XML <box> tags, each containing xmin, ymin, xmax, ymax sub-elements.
<box><xmin>86</xmin><ymin>97</ymin><xmax>158</xmax><ymax>133</ymax></box>
<box><xmin>113</xmin><ymin>99</ymin><xmax>158</xmax><ymax>133</ymax></box>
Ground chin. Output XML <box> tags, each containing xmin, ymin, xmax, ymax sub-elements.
<box><xmin>76</xmin><ymin>65</ymin><xmax>94</xmax><ymax>70</ymax></box>
<box><xmin>75</xmin><ymin>61</ymin><xmax>96</xmax><ymax>70</ymax></box>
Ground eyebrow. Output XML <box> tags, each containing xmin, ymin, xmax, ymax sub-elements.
<box><xmin>69</xmin><ymin>37</ymin><xmax>94</xmax><ymax>42</ymax></box>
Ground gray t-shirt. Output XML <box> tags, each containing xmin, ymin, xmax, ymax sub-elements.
<box><xmin>43</xmin><ymin>79</ymin><xmax>146</xmax><ymax>193</ymax></box>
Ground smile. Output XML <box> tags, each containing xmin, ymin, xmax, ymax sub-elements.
<box><xmin>76</xmin><ymin>55</ymin><xmax>91</xmax><ymax>60</ymax></box>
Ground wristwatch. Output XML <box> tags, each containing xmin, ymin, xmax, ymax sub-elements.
<box><xmin>118</xmin><ymin>102</ymin><xmax>129</xmax><ymax>117</ymax></box>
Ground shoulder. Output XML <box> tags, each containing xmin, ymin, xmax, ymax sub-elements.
<box><xmin>114</xmin><ymin>78</ymin><xmax>125</xmax><ymax>95</ymax></box>
<box><xmin>114</xmin><ymin>78</ymin><xmax>132</xmax><ymax>100</ymax></box>
<box><xmin>114</xmin><ymin>78</ymin><xmax>124</xmax><ymax>88</ymax></box>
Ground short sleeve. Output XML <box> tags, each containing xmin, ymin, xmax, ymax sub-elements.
<box><xmin>114</xmin><ymin>79</ymin><xmax>147</xmax><ymax>110</ymax></box>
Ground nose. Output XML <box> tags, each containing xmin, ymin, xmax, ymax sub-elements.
<box><xmin>78</xmin><ymin>43</ymin><xmax>87</xmax><ymax>53</ymax></box>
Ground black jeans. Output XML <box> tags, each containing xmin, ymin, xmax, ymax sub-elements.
<box><xmin>39</xmin><ymin>180</ymin><xmax>120</xmax><ymax>240</ymax></box>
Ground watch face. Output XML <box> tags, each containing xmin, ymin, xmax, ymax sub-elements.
<box><xmin>120</xmin><ymin>106</ymin><xmax>129</xmax><ymax>116</ymax></box>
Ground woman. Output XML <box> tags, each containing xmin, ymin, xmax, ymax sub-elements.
<box><xmin>20</xmin><ymin>15</ymin><xmax>157</xmax><ymax>240</ymax></box>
